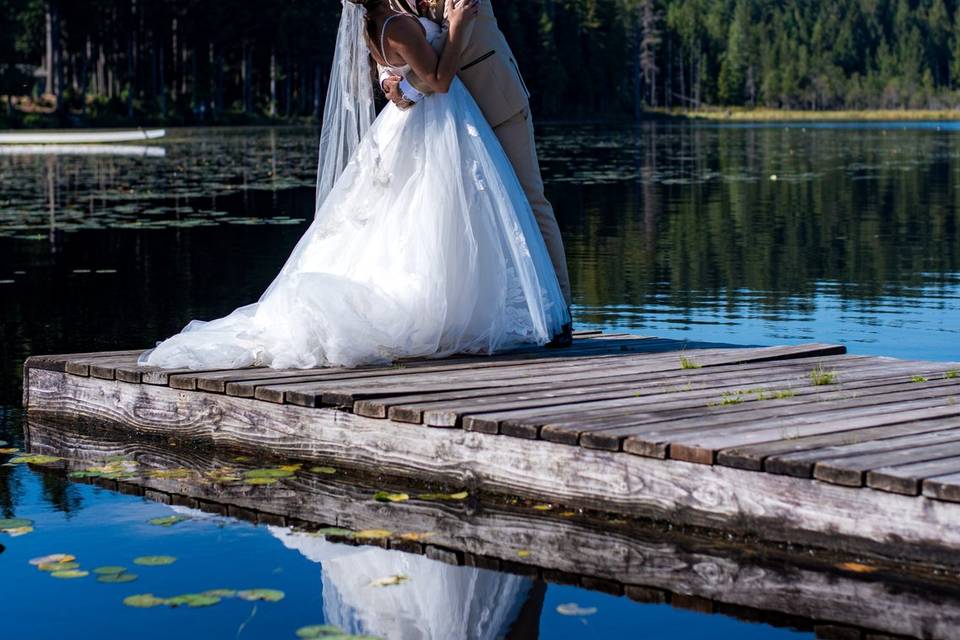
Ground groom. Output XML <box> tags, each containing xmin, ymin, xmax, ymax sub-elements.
<box><xmin>381</xmin><ymin>0</ymin><xmax>573</xmax><ymax>346</ymax></box>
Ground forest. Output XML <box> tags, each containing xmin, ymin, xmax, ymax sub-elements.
<box><xmin>2</xmin><ymin>0</ymin><xmax>960</xmax><ymax>126</ymax></box>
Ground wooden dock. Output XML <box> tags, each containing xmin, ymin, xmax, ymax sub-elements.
<box><xmin>23</xmin><ymin>417</ymin><xmax>960</xmax><ymax>640</ymax></box>
<box><xmin>22</xmin><ymin>332</ymin><xmax>960</xmax><ymax>567</ymax></box>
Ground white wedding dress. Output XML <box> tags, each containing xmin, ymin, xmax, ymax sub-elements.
<box><xmin>139</xmin><ymin>17</ymin><xmax>568</xmax><ymax>370</ymax></box>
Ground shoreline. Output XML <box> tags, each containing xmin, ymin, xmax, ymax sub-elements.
<box><xmin>651</xmin><ymin>107</ymin><xmax>960</xmax><ymax>122</ymax></box>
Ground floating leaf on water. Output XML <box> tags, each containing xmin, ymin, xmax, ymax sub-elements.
<box><xmin>4</xmin><ymin>526</ymin><xmax>33</xmax><ymax>537</ymax></box>
<box><xmin>0</xmin><ymin>518</ymin><xmax>33</xmax><ymax>531</ymax></box>
<box><xmin>836</xmin><ymin>561</ymin><xmax>877</xmax><ymax>574</ymax></box>
<box><xmin>202</xmin><ymin>589</ymin><xmax>237</xmax><ymax>598</ymax></box>
<box><xmin>9</xmin><ymin>454</ymin><xmax>62</xmax><ymax>465</ymax></box>
<box><xmin>97</xmin><ymin>572</ymin><xmax>138</xmax><ymax>584</ymax></box>
<box><xmin>243</xmin><ymin>468</ymin><xmax>295</xmax><ymax>480</ymax></box>
<box><xmin>30</xmin><ymin>553</ymin><xmax>75</xmax><ymax>566</ymax></box>
<box><xmin>148</xmin><ymin>515</ymin><xmax>191</xmax><ymax>527</ymax></box>
<box><xmin>373</xmin><ymin>491</ymin><xmax>409</xmax><ymax>503</ymax></box>
<box><xmin>311</xmin><ymin>527</ymin><xmax>354</xmax><ymax>538</ymax></box>
<box><xmin>296</xmin><ymin>625</ymin><xmax>344</xmax><ymax>639</ymax></box>
<box><xmin>309</xmin><ymin>466</ymin><xmax>336</xmax><ymax>475</ymax></box>
<box><xmin>418</xmin><ymin>491</ymin><xmax>468</xmax><ymax>501</ymax></box>
<box><xmin>244</xmin><ymin>477</ymin><xmax>279</xmax><ymax>486</ymax></box>
<box><xmin>276</xmin><ymin>464</ymin><xmax>302</xmax><ymax>473</ymax></box>
<box><xmin>559</xmin><ymin>511</ymin><xmax>577</xmax><ymax>517</ymax></box>
<box><xmin>556</xmin><ymin>603</ymin><xmax>598</xmax><ymax>616</ymax></box>
<box><xmin>204</xmin><ymin>468</ymin><xmax>242</xmax><ymax>483</ymax></box>
<box><xmin>93</xmin><ymin>566</ymin><xmax>127</xmax><ymax>575</ymax></box>
<box><xmin>397</xmin><ymin>532</ymin><xmax>435</xmax><ymax>542</ymax></box>
<box><xmin>39</xmin><ymin>561</ymin><xmax>80</xmax><ymax>572</ymax></box>
<box><xmin>353</xmin><ymin>529</ymin><xmax>392</xmax><ymax>540</ymax></box>
<box><xmin>166</xmin><ymin>593</ymin><xmax>221</xmax><ymax>608</ymax></box>
<box><xmin>145</xmin><ymin>468</ymin><xmax>192</xmax><ymax>480</ymax></box>
<box><xmin>531</xmin><ymin>504</ymin><xmax>553</xmax><ymax>511</ymax></box>
<box><xmin>0</xmin><ymin>448</ymin><xmax>19</xmax><ymax>455</ymax></box>
<box><xmin>517</xmin><ymin>550</ymin><xmax>530</xmax><ymax>559</ymax></box>
<box><xmin>51</xmin><ymin>569</ymin><xmax>89</xmax><ymax>579</ymax></box>
<box><xmin>123</xmin><ymin>594</ymin><xmax>167</xmax><ymax>608</ymax></box>
<box><xmin>369</xmin><ymin>574</ymin><xmax>409</xmax><ymax>588</ymax></box>
<box><xmin>236</xmin><ymin>589</ymin><xmax>285</xmax><ymax>602</ymax></box>
<box><xmin>133</xmin><ymin>555</ymin><xmax>177</xmax><ymax>566</ymax></box>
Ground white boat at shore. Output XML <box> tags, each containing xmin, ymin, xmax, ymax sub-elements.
<box><xmin>0</xmin><ymin>128</ymin><xmax>166</xmax><ymax>144</ymax></box>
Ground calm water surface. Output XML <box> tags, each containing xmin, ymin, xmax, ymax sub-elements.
<box><xmin>2</xmin><ymin>122</ymin><xmax>958</xmax><ymax>638</ymax></box>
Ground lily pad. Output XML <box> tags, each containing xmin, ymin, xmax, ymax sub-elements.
<box><xmin>236</xmin><ymin>589</ymin><xmax>285</xmax><ymax>602</ymax></box>
<box><xmin>133</xmin><ymin>555</ymin><xmax>177</xmax><ymax>566</ymax></box>
<box><xmin>51</xmin><ymin>569</ymin><xmax>89</xmax><ymax>579</ymax></box>
<box><xmin>296</xmin><ymin>626</ymin><xmax>377</xmax><ymax>639</ymax></box>
<box><xmin>353</xmin><ymin>529</ymin><xmax>392</xmax><ymax>540</ymax></box>
<box><xmin>309</xmin><ymin>466</ymin><xmax>336</xmax><ymax>475</ymax></box>
<box><xmin>166</xmin><ymin>593</ymin><xmax>221</xmax><ymax>608</ymax></box>
<box><xmin>243</xmin><ymin>468</ymin><xmax>295</xmax><ymax>480</ymax></box>
<box><xmin>97</xmin><ymin>572</ymin><xmax>138</xmax><ymax>584</ymax></box>
<box><xmin>123</xmin><ymin>594</ymin><xmax>166</xmax><ymax>608</ymax></box>
<box><xmin>418</xmin><ymin>491</ymin><xmax>469</xmax><ymax>501</ymax></box>
<box><xmin>312</xmin><ymin>527</ymin><xmax>354</xmax><ymax>538</ymax></box>
<box><xmin>148</xmin><ymin>515</ymin><xmax>191</xmax><ymax>527</ymax></box>
<box><xmin>373</xmin><ymin>491</ymin><xmax>409</xmax><ymax>503</ymax></box>
<box><xmin>202</xmin><ymin>589</ymin><xmax>238</xmax><ymax>598</ymax></box>
<box><xmin>145</xmin><ymin>468</ymin><xmax>193</xmax><ymax>480</ymax></box>
<box><xmin>30</xmin><ymin>553</ymin><xmax>75</xmax><ymax>566</ymax></box>
<box><xmin>244</xmin><ymin>477</ymin><xmax>279</xmax><ymax>486</ymax></box>
<box><xmin>556</xmin><ymin>603</ymin><xmax>598</xmax><ymax>616</ymax></box>
<box><xmin>397</xmin><ymin>532</ymin><xmax>435</xmax><ymax>542</ymax></box>
<box><xmin>93</xmin><ymin>566</ymin><xmax>128</xmax><ymax>575</ymax></box>
<box><xmin>0</xmin><ymin>518</ymin><xmax>33</xmax><ymax>531</ymax></box>
<box><xmin>9</xmin><ymin>455</ymin><xmax>62</xmax><ymax>465</ymax></box>
<box><xmin>0</xmin><ymin>448</ymin><xmax>18</xmax><ymax>455</ymax></box>
<box><xmin>369</xmin><ymin>574</ymin><xmax>409</xmax><ymax>587</ymax></box>
<box><xmin>39</xmin><ymin>561</ymin><xmax>80</xmax><ymax>571</ymax></box>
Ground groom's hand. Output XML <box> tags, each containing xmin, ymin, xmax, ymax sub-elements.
<box><xmin>382</xmin><ymin>75</ymin><xmax>415</xmax><ymax>110</ymax></box>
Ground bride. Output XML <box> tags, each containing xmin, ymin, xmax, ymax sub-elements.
<box><xmin>139</xmin><ymin>0</ymin><xmax>570</xmax><ymax>371</ymax></box>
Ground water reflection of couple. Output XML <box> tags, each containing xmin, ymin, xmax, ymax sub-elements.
<box><xmin>271</xmin><ymin>527</ymin><xmax>545</xmax><ymax>639</ymax></box>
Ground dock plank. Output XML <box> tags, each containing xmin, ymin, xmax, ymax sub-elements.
<box><xmin>867</xmin><ymin>456</ymin><xmax>960</xmax><ymax>495</ymax></box>
<box><xmin>811</xmin><ymin>438</ymin><xmax>960</xmax><ymax>487</ymax></box>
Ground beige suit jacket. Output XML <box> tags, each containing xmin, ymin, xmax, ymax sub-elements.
<box><xmin>386</xmin><ymin>0</ymin><xmax>530</xmax><ymax>128</ymax></box>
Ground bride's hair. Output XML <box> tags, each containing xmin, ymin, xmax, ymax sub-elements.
<box><xmin>347</xmin><ymin>0</ymin><xmax>385</xmax><ymax>9</ymax></box>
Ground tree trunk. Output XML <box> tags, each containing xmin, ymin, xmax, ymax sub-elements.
<box><xmin>270</xmin><ymin>50</ymin><xmax>277</xmax><ymax>117</ymax></box>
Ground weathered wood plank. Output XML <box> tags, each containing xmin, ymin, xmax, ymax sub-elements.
<box><xmin>718</xmin><ymin>416</ymin><xmax>960</xmax><ymax>471</ymax></box>
<box><xmin>811</xmin><ymin>439</ymin><xmax>960</xmax><ymax>488</ymax></box>
<box><xmin>867</xmin><ymin>456</ymin><xmax>960</xmax><ymax>495</ymax></box>
<box><xmin>922</xmin><ymin>473</ymin><xmax>960</xmax><ymax>503</ymax></box>
<box><xmin>24</xmin><ymin>349</ymin><xmax>145</xmax><ymax>375</ymax></box>
<box><xmin>25</xmin><ymin>367</ymin><xmax>960</xmax><ymax>568</ymax></box>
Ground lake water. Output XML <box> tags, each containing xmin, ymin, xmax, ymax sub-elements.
<box><xmin>1</xmin><ymin>123</ymin><xmax>958</xmax><ymax>639</ymax></box>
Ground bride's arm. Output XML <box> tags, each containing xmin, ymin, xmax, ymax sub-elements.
<box><xmin>385</xmin><ymin>0</ymin><xmax>478</xmax><ymax>94</ymax></box>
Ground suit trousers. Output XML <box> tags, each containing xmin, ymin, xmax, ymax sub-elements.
<box><xmin>492</xmin><ymin>107</ymin><xmax>573</xmax><ymax>308</ymax></box>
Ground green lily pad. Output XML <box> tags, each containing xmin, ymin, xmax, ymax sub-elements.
<box><xmin>97</xmin><ymin>572</ymin><xmax>138</xmax><ymax>584</ymax></box>
<box><xmin>556</xmin><ymin>602</ymin><xmax>598</xmax><ymax>616</ymax></box>
<box><xmin>236</xmin><ymin>589</ymin><xmax>285</xmax><ymax>602</ymax></box>
<box><xmin>148</xmin><ymin>515</ymin><xmax>191</xmax><ymax>527</ymax></box>
<box><xmin>244</xmin><ymin>477</ymin><xmax>279</xmax><ymax>486</ymax></box>
<box><xmin>9</xmin><ymin>455</ymin><xmax>62</xmax><ymax>465</ymax></box>
<box><xmin>165</xmin><ymin>593</ymin><xmax>221</xmax><ymax>608</ymax></box>
<box><xmin>93</xmin><ymin>566</ymin><xmax>127</xmax><ymax>575</ymax></box>
<box><xmin>51</xmin><ymin>569</ymin><xmax>89</xmax><ymax>579</ymax></box>
<box><xmin>0</xmin><ymin>518</ymin><xmax>33</xmax><ymax>530</ymax></box>
<box><xmin>309</xmin><ymin>466</ymin><xmax>336</xmax><ymax>475</ymax></box>
<box><xmin>243</xmin><ymin>468</ymin><xmax>295</xmax><ymax>480</ymax></box>
<box><xmin>418</xmin><ymin>491</ymin><xmax>469</xmax><ymax>501</ymax></box>
<box><xmin>133</xmin><ymin>555</ymin><xmax>177</xmax><ymax>566</ymax></box>
<box><xmin>312</xmin><ymin>527</ymin><xmax>354</xmax><ymax>538</ymax></box>
<box><xmin>145</xmin><ymin>468</ymin><xmax>193</xmax><ymax>479</ymax></box>
<box><xmin>369</xmin><ymin>574</ymin><xmax>409</xmax><ymax>587</ymax></box>
<box><xmin>39</xmin><ymin>561</ymin><xmax>80</xmax><ymax>571</ymax></box>
<box><xmin>373</xmin><ymin>491</ymin><xmax>409</xmax><ymax>503</ymax></box>
<box><xmin>353</xmin><ymin>529</ymin><xmax>392</xmax><ymax>540</ymax></box>
<box><xmin>296</xmin><ymin>626</ymin><xmax>363</xmax><ymax>639</ymax></box>
<box><xmin>202</xmin><ymin>589</ymin><xmax>237</xmax><ymax>598</ymax></box>
<box><xmin>123</xmin><ymin>594</ymin><xmax>166</xmax><ymax>608</ymax></box>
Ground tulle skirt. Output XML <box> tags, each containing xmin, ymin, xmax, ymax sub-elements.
<box><xmin>139</xmin><ymin>80</ymin><xmax>569</xmax><ymax>370</ymax></box>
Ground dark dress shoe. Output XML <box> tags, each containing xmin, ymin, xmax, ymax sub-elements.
<box><xmin>547</xmin><ymin>322</ymin><xmax>573</xmax><ymax>348</ymax></box>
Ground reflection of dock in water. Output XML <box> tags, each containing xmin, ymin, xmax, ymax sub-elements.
<box><xmin>23</xmin><ymin>417</ymin><xmax>960</xmax><ymax>640</ymax></box>
<box><xmin>0</xmin><ymin>128</ymin><xmax>166</xmax><ymax>144</ymax></box>
<box><xmin>23</xmin><ymin>333</ymin><xmax>960</xmax><ymax>576</ymax></box>
<box><xmin>0</xmin><ymin>144</ymin><xmax>166</xmax><ymax>157</ymax></box>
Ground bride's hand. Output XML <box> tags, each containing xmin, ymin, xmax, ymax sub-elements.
<box><xmin>447</xmin><ymin>0</ymin><xmax>480</xmax><ymax>31</ymax></box>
